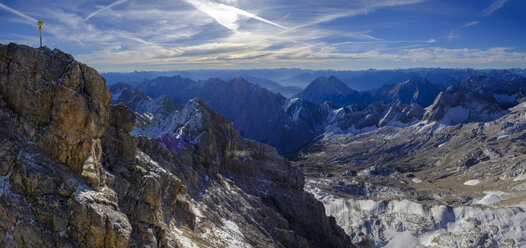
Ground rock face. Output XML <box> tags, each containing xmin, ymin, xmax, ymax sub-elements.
<box><xmin>0</xmin><ymin>44</ymin><xmax>350</xmax><ymax>247</ymax></box>
<box><xmin>364</xmin><ymin>77</ymin><xmax>445</xmax><ymax>107</ymax></box>
<box><xmin>0</xmin><ymin>43</ymin><xmax>127</xmax><ymax>247</ymax></box>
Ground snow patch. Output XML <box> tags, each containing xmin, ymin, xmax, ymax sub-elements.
<box><xmin>412</xmin><ymin>178</ymin><xmax>422</xmax><ymax>183</ymax></box>
<box><xmin>284</xmin><ymin>97</ymin><xmax>300</xmax><ymax>110</ymax></box>
<box><xmin>315</xmin><ymin>192</ymin><xmax>526</xmax><ymax>247</ymax></box>
<box><xmin>132</xmin><ymin>100</ymin><xmax>203</xmax><ymax>139</ymax></box>
<box><xmin>513</xmin><ymin>174</ymin><xmax>526</xmax><ymax>182</ymax></box>
<box><xmin>463</xmin><ymin>179</ymin><xmax>480</xmax><ymax>186</ymax></box>
<box><xmin>384</xmin><ymin>230</ymin><xmax>418</xmax><ymax>248</ymax></box>
<box><xmin>171</xmin><ymin>226</ymin><xmax>200</xmax><ymax>248</ymax></box>
<box><xmin>476</xmin><ymin>191</ymin><xmax>505</xmax><ymax>205</ymax></box>
<box><xmin>441</xmin><ymin>106</ymin><xmax>470</xmax><ymax>125</ymax></box>
<box><xmin>284</xmin><ymin>98</ymin><xmax>303</xmax><ymax>121</ymax></box>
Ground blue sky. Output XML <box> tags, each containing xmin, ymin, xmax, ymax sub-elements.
<box><xmin>1</xmin><ymin>0</ymin><xmax>525</xmax><ymax>72</ymax></box>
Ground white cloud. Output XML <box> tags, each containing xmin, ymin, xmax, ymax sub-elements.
<box><xmin>482</xmin><ymin>0</ymin><xmax>509</xmax><ymax>16</ymax></box>
<box><xmin>182</xmin><ymin>0</ymin><xmax>288</xmax><ymax>31</ymax></box>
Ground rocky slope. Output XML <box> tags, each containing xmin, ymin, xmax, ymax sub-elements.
<box><xmin>0</xmin><ymin>43</ymin><xmax>350</xmax><ymax>247</ymax></box>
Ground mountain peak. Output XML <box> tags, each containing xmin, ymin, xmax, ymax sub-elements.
<box><xmin>391</xmin><ymin>77</ymin><xmax>444</xmax><ymax>107</ymax></box>
<box><xmin>294</xmin><ymin>76</ymin><xmax>359</xmax><ymax>107</ymax></box>
<box><xmin>310</xmin><ymin>76</ymin><xmax>349</xmax><ymax>90</ymax></box>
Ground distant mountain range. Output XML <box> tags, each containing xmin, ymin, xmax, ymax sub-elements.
<box><xmin>102</xmin><ymin>68</ymin><xmax>526</xmax><ymax>92</ymax></box>
<box><xmin>110</xmin><ymin>71</ymin><xmax>525</xmax><ymax>154</ymax></box>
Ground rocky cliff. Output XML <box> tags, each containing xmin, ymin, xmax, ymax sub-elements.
<box><xmin>0</xmin><ymin>43</ymin><xmax>350</xmax><ymax>247</ymax></box>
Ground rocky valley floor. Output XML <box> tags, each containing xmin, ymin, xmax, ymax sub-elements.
<box><xmin>293</xmin><ymin>102</ymin><xmax>526</xmax><ymax>247</ymax></box>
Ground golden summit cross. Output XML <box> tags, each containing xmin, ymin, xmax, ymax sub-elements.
<box><xmin>37</xmin><ymin>19</ymin><xmax>44</xmax><ymax>48</ymax></box>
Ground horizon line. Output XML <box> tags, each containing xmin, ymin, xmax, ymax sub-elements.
<box><xmin>99</xmin><ymin>67</ymin><xmax>526</xmax><ymax>74</ymax></box>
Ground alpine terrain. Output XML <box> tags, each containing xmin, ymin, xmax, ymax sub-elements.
<box><xmin>0</xmin><ymin>43</ymin><xmax>350</xmax><ymax>247</ymax></box>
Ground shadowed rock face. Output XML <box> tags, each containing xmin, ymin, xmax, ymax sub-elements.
<box><xmin>362</xmin><ymin>77</ymin><xmax>445</xmax><ymax>108</ymax></box>
<box><xmin>0</xmin><ymin>43</ymin><xmax>350</xmax><ymax>247</ymax></box>
<box><xmin>294</xmin><ymin>76</ymin><xmax>361</xmax><ymax>107</ymax></box>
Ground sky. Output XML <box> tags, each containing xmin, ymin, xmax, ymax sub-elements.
<box><xmin>0</xmin><ymin>0</ymin><xmax>525</xmax><ymax>72</ymax></box>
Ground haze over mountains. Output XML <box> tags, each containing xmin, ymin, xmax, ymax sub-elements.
<box><xmin>102</xmin><ymin>68</ymin><xmax>526</xmax><ymax>92</ymax></box>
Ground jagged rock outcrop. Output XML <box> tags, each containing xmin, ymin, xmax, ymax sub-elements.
<box><xmin>0</xmin><ymin>43</ymin><xmax>350</xmax><ymax>247</ymax></box>
<box><xmin>364</xmin><ymin>78</ymin><xmax>444</xmax><ymax>108</ymax></box>
<box><xmin>422</xmin><ymin>91</ymin><xmax>507</xmax><ymax>125</ymax></box>
<box><xmin>323</xmin><ymin>102</ymin><xmax>424</xmax><ymax>136</ymax></box>
<box><xmin>110</xmin><ymin>83</ymin><xmax>182</xmax><ymax>119</ymax></box>
<box><xmin>447</xmin><ymin>76</ymin><xmax>526</xmax><ymax>108</ymax></box>
<box><xmin>378</xmin><ymin>104</ymin><xmax>423</xmax><ymax>127</ymax></box>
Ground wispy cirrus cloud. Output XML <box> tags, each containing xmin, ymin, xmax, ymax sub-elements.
<box><xmin>287</xmin><ymin>0</ymin><xmax>426</xmax><ymax>29</ymax></box>
<box><xmin>463</xmin><ymin>21</ymin><xmax>480</xmax><ymax>27</ymax></box>
<box><xmin>0</xmin><ymin>2</ymin><xmax>37</xmax><ymax>23</ymax></box>
<box><xmin>482</xmin><ymin>0</ymin><xmax>509</xmax><ymax>16</ymax></box>
<box><xmin>84</xmin><ymin>0</ymin><xmax>127</xmax><ymax>21</ymax></box>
